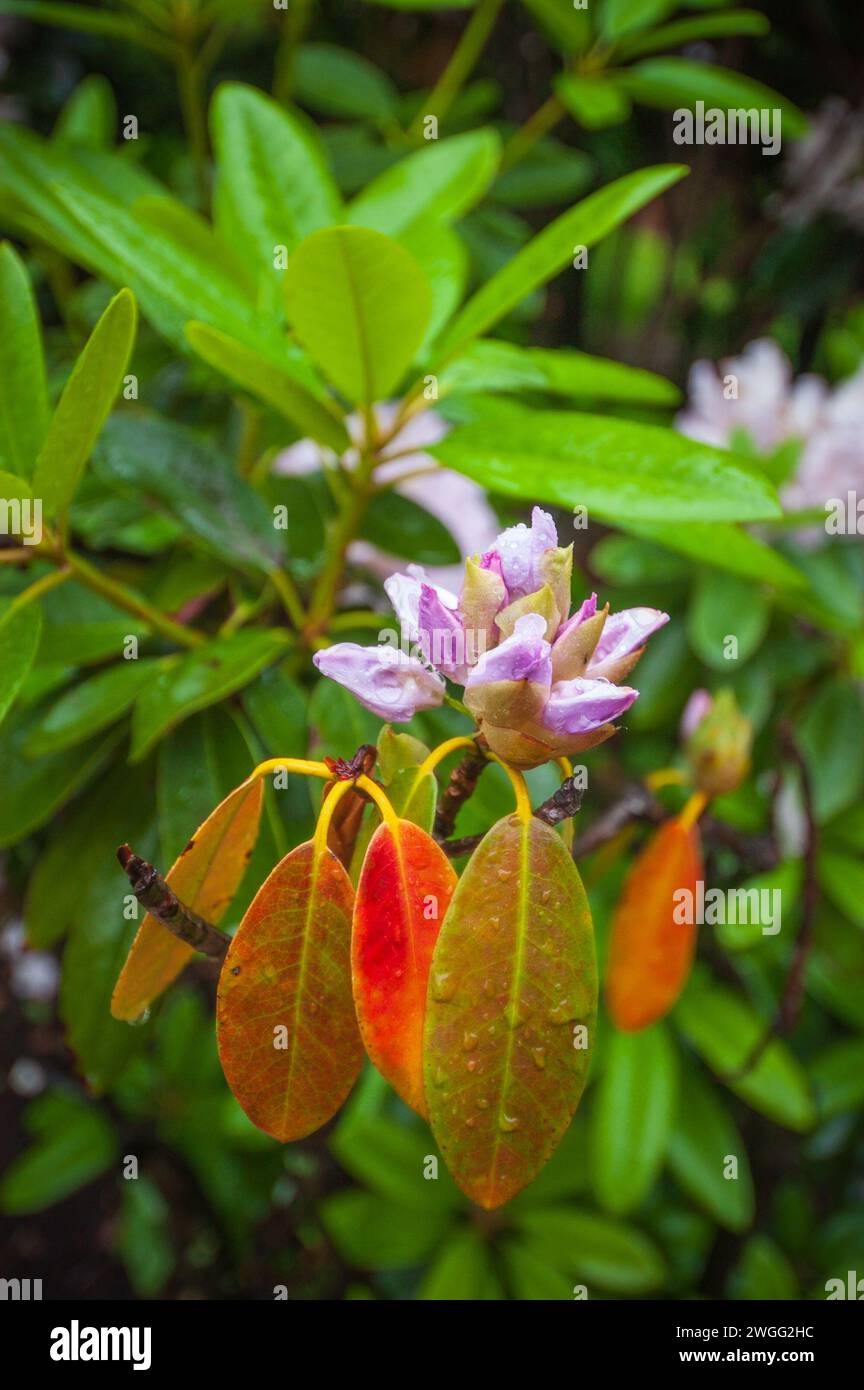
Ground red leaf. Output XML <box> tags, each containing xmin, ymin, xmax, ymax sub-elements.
<box><xmin>353</xmin><ymin>820</ymin><xmax>456</xmax><ymax>1117</ymax></box>
<box><xmin>606</xmin><ymin>816</ymin><xmax>703</xmax><ymax>1032</ymax></box>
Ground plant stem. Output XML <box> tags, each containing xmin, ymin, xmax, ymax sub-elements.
<box><xmin>408</xmin><ymin>0</ymin><xmax>505</xmax><ymax>140</ymax></box>
<box><xmin>304</xmin><ymin>453</ymin><xmax>376</xmax><ymax>641</ymax></box>
<box><xmin>176</xmin><ymin>46</ymin><xmax>209</xmax><ymax>206</ymax></box>
<box><xmin>66</xmin><ymin>551</ymin><xmax>204</xmax><ymax>649</ymax></box>
<box><xmin>273</xmin><ymin>0</ymin><xmax>315</xmax><ymax>104</ymax></box>
<box><xmin>117</xmin><ymin>844</ymin><xmax>228</xmax><ymax>960</ymax></box>
<box><xmin>499</xmin><ymin>92</ymin><xmax>566</xmax><ymax>173</ymax></box>
<box><xmin>269</xmin><ymin>566</ymin><xmax>307</xmax><ymax>630</ymax></box>
<box><xmin>7</xmin><ymin>566</ymin><xmax>72</xmax><ymax>612</ymax></box>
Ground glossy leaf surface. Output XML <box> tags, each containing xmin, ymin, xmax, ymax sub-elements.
<box><xmin>425</xmin><ymin>814</ymin><xmax>597</xmax><ymax>1209</ymax></box>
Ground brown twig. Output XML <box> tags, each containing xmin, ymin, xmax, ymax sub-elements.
<box><xmin>117</xmin><ymin>844</ymin><xmax>228</xmax><ymax>961</ymax></box>
<box><xmin>433</xmin><ymin>745</ymin><xmax>488</xmax><ymax>840</ymax></box>
<box><xmin>569</xmin><ymin>784</ymin><xmax>664</xmax><ymax>859</ymax></box>
<box><xmin>439</xmin><ymin>773</ymin><xmax>589</xmax><ymax>858</ymax></box>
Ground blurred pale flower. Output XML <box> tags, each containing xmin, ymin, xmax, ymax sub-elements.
<box><xmin>677</xmin><ymin>337</ymin><xmax>864</xmax><ymax>521</ymax></box>
<box><xmin>314</xmin><ymin>508</ymin><xmax>668</xmax><ymax>769</ymax></box>
<box><xmin>275</xmin><ymin>403</ymin><xmax>500</xmax><ymax>591</ymax></box>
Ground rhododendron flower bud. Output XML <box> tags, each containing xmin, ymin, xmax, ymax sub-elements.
<box><xmin>313</xmin><ymin>644</ymin><xmax>445</xmax><ymax>721</ymax></box>
<box><xmin>682</xmin><ymin>688</ymin><xmax>753</xmax><ymax>797</ymax></box>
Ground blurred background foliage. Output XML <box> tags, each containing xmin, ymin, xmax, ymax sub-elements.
<box><xmin>0</xmin><ymin>0</ymin><xmax>862</xmax><ymax>1300</ymax></box>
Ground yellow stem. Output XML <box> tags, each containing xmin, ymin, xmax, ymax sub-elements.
<box><xmin>355</xmin><ymin>774</ymin><xmax>401</xmax><ymax>834</ymax></box>
<box><xmin>248</xmin><ymin>757</ymin><xmax>333</xmax><ymax>783</ymax></box>
<box><xmin>313</xmin><ymin>779</ymin><xmax>355</xmax><ymax>858</ymax></box>
<box><xmin>556</xmin><ymin>756</ymin><xmax>574</xmax><ymax>779</ymax></box>
<box><xmin>679</xmin><ymin>790</ymin><xmax>709</xmax><ymax>830</ymax></box>
<box><xmin>645</xmin><ymin>767</ymin><xmax>689</xmax><ymax>791</ymax></box>
<box><xmin>416</xmin><ymin>735</ymin><xmax>481</xmax><ymax>781</ymax></box>
<box><xmin>485</xmin><ymin>753</ymin><xmax>533</xmax><ymax>824</ymax></box>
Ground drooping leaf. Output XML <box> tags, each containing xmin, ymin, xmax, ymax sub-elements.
<box><xmin>293</xmin><ymin>43</ymin><xmax>398</xmax><ymax>121</ymax></box>
<box><xmin>0</xmin><ymin>599</ymin><xmax>42</xmax><ymax>730</ymax></box>
<box><xmin>93</xmin><ymin>413</ymin><xmax>284</xmax><ymax>577</ymax></box>
<box><xmin>616</xmin><ymin>57</ymin><xmax>808</xmax><ymax>137</ymax></box>
<box><xmin>0</xmin><ymin>1</ymin><xmax>176</xmax><ymax>55</ymax></box>
<box><xmin>798</xmin><ymin>681</ymin><xmax>864</xmax><ymax>824</ymax></box>
<box><xmin>440</xmin><ymin>339</ymin><xmax>680</xmax><ymax>407</ymax></box>
<box><xmin>353</xmin><ymin>818</ymin><xmax>457</xmax><ymax>1116</ymax></box>
<box><xmin>118</xmin><ymin>1176</ymin><xmax>175</xmax><ymax>1297</ymax></box>
<box><xmin>185</xmin><ymin>321</ymin><xmax>349</xmax><ymax>454</ymax></box>
<box><xmin>419</xmin><ymin>1229</ymin><xmax>502</xmax><ymax>1300</ymax></box>
<box><xmin>667</xmin><ymin>1062</ymin><xmax>755</xmax><ymax>1232</ymax></box>
<box><xmin>0</xmin><ymin>1091</ymin><xmax>117</xmax><ymax>1215</ymax></box>
<box><xmin>54</xmin><ymin>73</ymin><xmax>116</xmax><ymax>147</ymax></box>
<box><xmin>111</xmin><ymin>777</ymin><xmax>264</xmax><ymax>1021</ymax></box>
<box><xmin>210</xmin><ymin>82</ymin><xmax>341</xmax><ymax>277</ymax></box>
<box><xmin>613</xmin><ymin>9</ymin><xmax>770</xmax><ymax>61</ymax></box>
<box><xmin>0</xmin><ymin>243</ymin><xmax>48</xmax><ymax>475</ymax></box>
<box><xmin>283</xmin><ymin>226</ymin><xmax>432</xmax><ymax>403</ymax></box>
<box><xmin>130</xmin><ymin>630</ymin><xmax>289</xmax><ymax>762</ymax></box>
<box><xmin>318</xmin><ymin>1189</ymin><xmax>444</xmax><ymax>1269</ymax></box>
<box><xmin>433</xmin><ymin>397</ymin><xmax>782</xmax><ymax>523</ymax></box>
<box><xmin>606</xmin><ymin>816</ymin><xmax>703</xmax><ymax>1032</ymax></box>
<box><xmin>33</xmin><ymin>287</ymin><xmax>136</xmax><ymax>517</ymax></box>
<box><xmin>674</xmin><ymin>974</ymin><xmax>816</xmax><ymax>1131</ymax></box>
<box><xmin>425</xmin><ymin>814</ymin><xmax>597</xmax><ymax>1209</ymax></box>
<box><xmin>817</xmin><ymin>850</ymin><xmax>864</xmax><ymax>929</ymax></box>
<box><xmin>810</xmin><ymin>1037</ymin><xmax>864</xmax><ymax>1121</ymax></box>
<box><xmin>0</xmin><ymin>706</ymin><xmax>120</xmax><ymax>849</ymax></box>
<box><xmin>512</xmin><ymin>1206</ymin><xmax>667</xmax><ymax>1293</ymax></box>
<box><xmin>619</xmin><ymin>517</ymin><xmax>807</xmax><ymax>589</ymax></box>
<box><xmin>24</xmin><ymin>657</ymin><xmax>158</xmax><ymax>755</ymax></box>
<box><xmin>555</xmin><ymin>74</ymin><xmax>632</xmax><ymax>130</ymax></box>
<box><xmin>600</xmin><ymin>0</ymin><xmax>675</xmax><ymax>41</ymax></box>
<box><xmin>359</xmin><ymin>489</ymin><xmax>461</xmax><ymax>565</ymax></box>
<box><xmin>687</xmin><ymin>570</ymin><xmax>771</xmax><ymax>668</ymax></box>
<box><xmin>727</xmin><ymin>1234</ymin><xmax>800</xmax><ymax>1300</ymax></box>
<box><xmin>430</xmin><ymin>165</ymin><xmax>688</xmax><ymax>365</ymax></box>
<box><xmin>348</xmin><ymin>129</ymin><xmax>501</xmax><ymax>236</ymax></box>
<box><xmin>217</xmin><ymin>840</ymin><xmax>362</xmax><ymax>1141</ymax></box>
<box><xmin>590</xmin><ymin>1021</ymin><xmax>679</xmax><ymax>1214</ymax></box>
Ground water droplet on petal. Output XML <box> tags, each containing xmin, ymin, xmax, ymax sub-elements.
<box><xmin>548</xmin><ymin>999</ymin><xmax>572</xmax><ymax>1025</ymax></box>
<box><xmin>499</xmin><ymin>1113</ymin><xmax>520</xmax><ymax>1133</ymax></box>
<box><xmin>497</xmin><ymin>868</ymin><xmax>511</xmax><ymax>882</ymax></box>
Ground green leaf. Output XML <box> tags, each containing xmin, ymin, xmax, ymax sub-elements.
<box><xmin>617</xmin><ymin>58</ymin><xmax>808</xmax><ymax>137</ymax></box>
<box><xmin>425</xmin><ymin>815</ymin><xmax>597</xmax><ymax>1209</ymax></box>
<box><xmin>728</xmin><ymin>1234</ymin><xmax>799</xmax><ymax>1300</ymax></box>
<box><xmin>24</xmin><ymin>658</ymin><xmax>158</xmax><ymax>755</ymax></box>
<box><xmin>0</xmin><ymin>708</ymin><xmax>121</xmax><ymax>848</ymax></box>
<box><xmin>0</xmin><ymin>599</ymin><xmax>42</xmax><ymax>730</ymax></box>
<box><xmin>185</xmin><ymin>321</ymin><xmax>349</xmax><ymax>454</ymax></box>
<box><xmin>308</xmin><ymin>677</ymin><xmax>380</xmax><ymax>761</ymax></box>
<box><xmin>284</xmin><ymin>226</ymin><xmax>432</xmax><ymax>404</ymax></box>
<box><xmin>619</xmin><ymin>517</ymin><xmax>807</xmax><ymax>589</ymax></box>
<box><xmin>0</xmin><ymin>1</ymin><xmax>176</xmax><ymax>56</ymax></box>
<box><xmin>319</xmin><ymin>1190</ymin><xmax>445</xmax><ymax>1268</ymax></box>
<box><xmin>157</xmin><ymin>706</ymin><xmax>257</xmax><ymax>866</ymax></box>
<box><xmin>808</xmin><ymin>908</ymin><xmax>864</xmax><ymax>1030</ymax></box>
<box><xmin>687</xmin><ymin>570</ymin><xmax>771</xmax><ymax>668</ymax></box>
<box><xmin>513</xmin><ymin>1207</ymin><xmax>667</xmax><ymax>1293</ymax></box>
<box><xmin>0</xmin><ymin>243</ymin><xmax>48</xmax><ymax>475</ymax></box>
<box><xmin>36</xmin><ymin>580</ymin><xmax>148</xmax><ymax>667</ymax></box>
<box><xmin>818</xmin><ymin>850</ymin><xmax>864</xmax><ymax>929</ymax></box>
<box><xmin>348</xmin><ymin>130</ymin><xmax>501</xmax><ymax>236</ymax></box>
<box><xmin>33</xmin><ymin>288</ymin><xmax>137</xmax><ymax>518</ymax></box>
<box><xmin>518</xmin><ymin>0</ymin><xmax>592</xmax><ymax>55</ymax></box>
<box><xmin>591</xmin><ymin>1022</ymin><xmax>678</xmax><ymax>1215</ymax></box>
<box><xmin>130</xmin><ymin>631</ymin><xmax>289</xmax><ymax>762</ymax></box>
<box><xmin>675</xmin><ymin>976</ymin><xmax>815</xmax><ymax>1131</ymax></box>
<box><xmin>54</xmin><ymin>74</ymin><xmax>116</xmax><ymax>147</ymax></box>
<box><xmin>430</xmin><ymin>165</ymin><xmax>688</xmax><ymax>365</ymax></box>
<box><xmin>210</xmin><ymin>82</ymin><xmax>341</xmax><ymax>279</ymax></box>
<box><xmin>419</xmin><ymin>1229</ymin><xmax>501</xmax><ymax>1299</ymax></box>
<box><xmin>601</xmin><ymin>0</ymin><xmax>675</xmax><ymax>40</ymax></box>
<box><xmin>433</xmin><ymin>397</ymin><xmax>782</xmax><ymax>522</ymax></box>
<box><xmin>93</xmin><ymin>413</ymin><xmax>283</xmax><ymax>576</ymax></box>
<box><xmin>118</xmin><ymin>1176</ymin><xmax>175</xmax><ymax>1297</ymax></box>
<box><xmin>613</xmin><ymin>10</ymin><xmax>770</xmax><ymax>62</ymax></box>
<box><xmin>0</xmin><ymin>1090</ymin><xmax>117</xmax><ymax>1214</ymax></box>
<box><xmin>293</xmin><ymin>43</ymin><xmax>398</xmax><ymax>121</ymax></box>
<box><xmin>555</xmin><ymin>75</ymin><xmax>632</xmax><ymax>130</ymax></box>
<box><xmin>360</xmin><ymin>489</ymin><xmax>460</xmax><ymax>565</ymax></box>
<box><xmin>59</xmin><ymin>764</ymin><xmax>159</xmax><ymax>1088</ymax></box>
<box><xmin>491</xmin><ymin>137</ymin><xmax>592</xmax><ymax>209</ymax></box>
<box><xmin>667</xmin><ymin>1063</ymin><xmax>755</xmax><ymax>1232</ymax></box>
<box><xmin>398</xmin><ymin>220</ymin><xmax>469</xmax><ymax>355</ymax></box>
<box><xmin>798</xmin><ymin>682</ymin><xmax>864</xmax><ymax>823</ymax></box>
<box><xmin>330</xmin><ymin>1108</ymin><xmax>462</xmax><ymax>1213</ymax></box>
<box><xmin>440</xmin><ymin>339</ymin><xmax>680</xmax><ymax>407</ymax></box>
<box><xmin>501</xmin><ymin>1239</ymin><xmax>575</xmax><ymax>1299</ymax></box>
<box><xmin>810</xmin><ymin>1038</ymin><xmax>864</xmax><ymax>1121</ymax></box>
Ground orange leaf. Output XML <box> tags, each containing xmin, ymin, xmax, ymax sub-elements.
<box><xmin>353</xmin><ymin>820</ymin><xmax>456</xmax><ymax>1117</ymax></box>
<box><xmin>606</xmin><ymin>815</ymin><xmax>703</xmax><ymax>1032</ymax></box>
<box><xmin>111</xmin><ymin>778</ymin><xmax>263</xmax><ymax>1021</ymax></box>
<box><xmin>217</xmin><ymin>840</ymin><xmax>362</xmax><ymax>1141</ymax></box>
